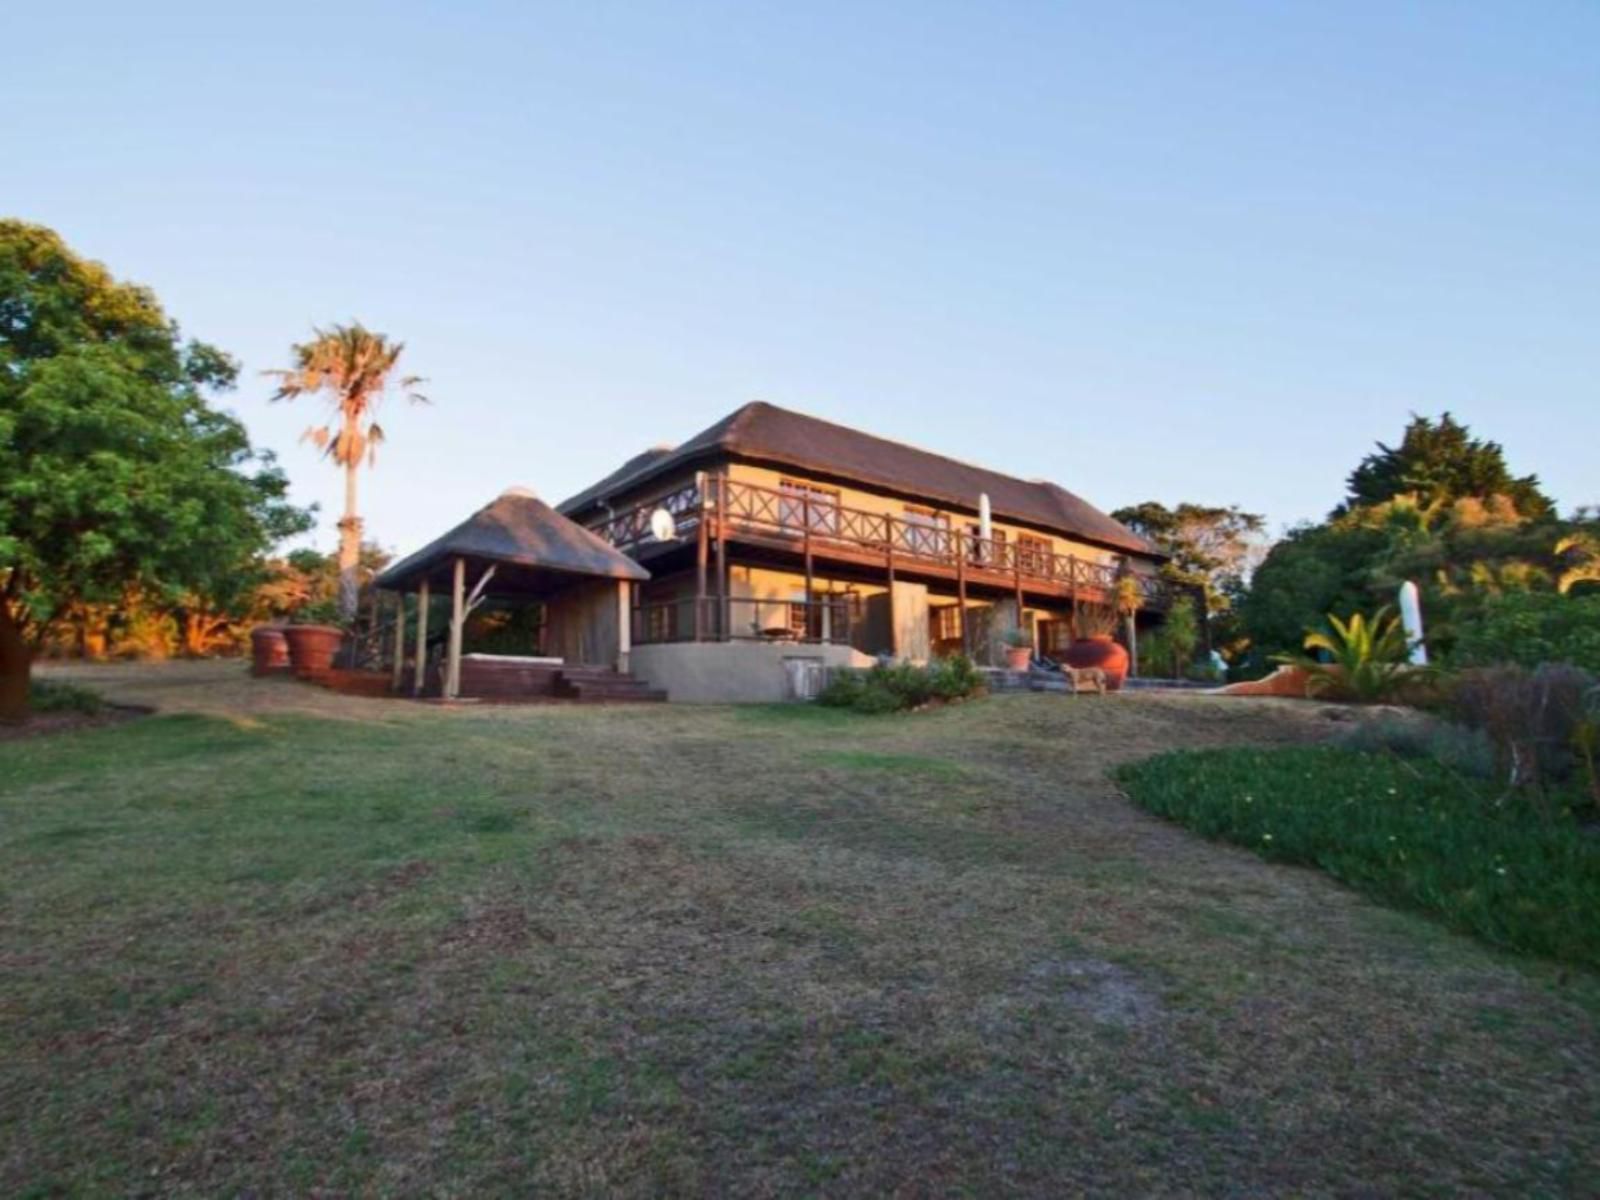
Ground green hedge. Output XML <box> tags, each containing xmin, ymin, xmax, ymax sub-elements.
<box><xmin>818</xmin><ymin>656</ymin><xmax>985</xmax><ymax>714</ymax></box>
<box><xmin>1115</xmin><ymin>746</ymin><xmax>1600</xmax><ymax>968</ymax></box>
<box><xmin>1451</xmin><ymin>592</ymin><xmax>1600</xmax><ymax>672</ymax></box>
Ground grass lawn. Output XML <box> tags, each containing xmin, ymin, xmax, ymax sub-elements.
<box><xmin>3</xmin><ymin>663</ymin><xmax>1598</xmax><ymax>1195</ymax></box>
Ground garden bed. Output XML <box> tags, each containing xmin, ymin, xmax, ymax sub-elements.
<box><xmin>1116</xmin><ymin>744</ymin><xmax>1600</xmax><ymax>968</ymax></box>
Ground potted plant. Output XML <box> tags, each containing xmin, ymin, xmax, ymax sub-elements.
<box><xmin>282</xmin><ymin>600</ymin><xmax>345</xmax><ymax>680</ymax></box>
<box><xmin>1063</xmin><ymin>595</ymin><xmax>1130</xmax><ymax>690</ymax></box>
<box><xmin>249</xmin><ymin>625</ymin><xmax>291</xmax><ymax>676</ymax></box>
<box><xmin>1001</xmin><ymin>627</ymin><xmax>1034</xmax><ymax>672</ymax></box>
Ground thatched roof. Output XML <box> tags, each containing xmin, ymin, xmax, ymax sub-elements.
<box><xmin>376</xmin><ymin>489</ymin><xmax>650</xmax><ymax>593</ymax></box>
<box><xmin>558</xmin><ymin>401</ymin><xmax>1158</xmax><ymax>557</ymax></box>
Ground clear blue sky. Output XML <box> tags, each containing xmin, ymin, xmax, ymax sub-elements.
<box><xmin>7</xmin><ymin>1</ymin><xmax>1597</xmax><ymax>555</ymax></box>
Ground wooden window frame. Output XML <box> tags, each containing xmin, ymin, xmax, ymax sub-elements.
<box><xmin>778</xmin><ymin>478</ymin><xmax>841</xmax><ymax>535</ymax></box>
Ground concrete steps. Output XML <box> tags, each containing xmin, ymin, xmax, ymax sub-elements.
<box><xmin>551</xmin><ymin>667</ymin><xmax>667</xmax><ymax>703</ymax></box>
<box><xmin>456</xmin><ymin>658</ymin><xmax>666</xmax><ymax>703</ymax></box>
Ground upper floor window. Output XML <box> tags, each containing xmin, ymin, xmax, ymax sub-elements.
<box><xmin>1016</xmin><ymin>534</ymin><xmax>1051</xmax><ymax>574</ymax></box>
<box><xmin>899</xmin><ymin>505</ymin><xmax>951</xmax><ymax>557</ymax></box>
<box><xmin>778</xmin><ymin>479</ymin><xmax>840</xmax><ymax>535</ymax></box>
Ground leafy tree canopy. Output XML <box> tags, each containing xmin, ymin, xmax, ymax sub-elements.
<box><xmin>1111</xmin><ymin>501</ymin><xmax>1266</xmax><ymax>609</ymax></box>
<box><xmin>1341</xmin><ymin>412</ymin><xmax>1554</xmax><ymax>521</ymax></box>
<box><xmin>0</xmin><ymin>219</ymin><xmax>310</xmax><ymax>717</ymax></box>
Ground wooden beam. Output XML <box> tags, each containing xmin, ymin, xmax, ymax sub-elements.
<box><xmin>413</xmin><ymin>578</ymin><xmax>430</xmax><ymax>695</ymax></box>
<box><xmin>956</xmin><ymin>538</ymin><xmax>968</xmax><ymax>657</ymax></box>
<box><xmin>885</xmin><ymin>540</ymin><xmax>898</xmax><ymax>658</ymax></box>
<box><xmin>465</xmin><ymin>564</ymin><xmax>497</xmax><ymax>615</ymax></box>
<box><xmin>715</xmin><ymin>473</ymin><xmax>729</xmax><ymax>641</ymax></box>
<box><xmin>1068</xmin><ymin>555</ymin><xmax>1079</xmax><ymax>639</ymax></box>
<box><xmin>695</xmin><ymin>471</ymin><xmax>708</xmax><ymax>642</ymax></box>
<box><xmin>447</xmin><ymin>556</ymin><xmax>465</xmax><ymax>700</ymax></box>
<box><xmin>803</xmin><ymin>495</ymin><xmax>814</xmax><ymax>641</ymax></box>
<box><xmin>391</xmin><ymin>591</ymin><xmax>406</xmax><ymax>691</ymax></box>
<box><xmin>616</xmin><ymin>579</ymin><xmax>632</xmax><ymax>672</ymax></box>
<box><xmin>1014</xmin><ymin>543</ymin><xmax>1025</xmax><ymax>644</ymax></box>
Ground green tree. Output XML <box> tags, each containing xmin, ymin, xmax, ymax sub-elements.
<box><xmin>0</xmin><ymin>219</ymin><xmax>309</xmax><ymax>719</ymax></box>
<box><xmin>1111</xmin><ymin>501</ymin><xmax>1267</xmax><ymax>609</ymax></box>
<box><xmin>1341</xmin><ymin>412</ymin><xmax>1553</xmax><ymax>520</ymax></box>
<box><xmin>266</xmin><ymin>324</ymin><xmax>427</xmax><ymax>621</ymax></box>
<box><xmin>1114</xmin><ymin>500</ymin><xmax>1267</xmax><ymax>664</ymax></box>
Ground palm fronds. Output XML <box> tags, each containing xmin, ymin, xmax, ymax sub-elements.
<box><xmin>1275</xmin><ymin>605</ymin><xmax>1419</xmax><ymax>703</ymax></box>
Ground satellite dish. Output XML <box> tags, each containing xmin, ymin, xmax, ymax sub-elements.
<box><xmin>649</xmin><ymin>507</ymin><xmax>677</xmax><ymax>541</ymax></box>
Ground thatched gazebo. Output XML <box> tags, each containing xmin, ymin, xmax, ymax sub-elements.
<box><xmin>375</xmin><ymin>488</ymin><xmax>650</xmax><ymax>699</ymax></box>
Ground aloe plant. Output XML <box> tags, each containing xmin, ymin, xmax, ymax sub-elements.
<box><xmin>1276</xmin><ymin>606</ymin><xmax>1416</xmax><ymax>703</ymax></box>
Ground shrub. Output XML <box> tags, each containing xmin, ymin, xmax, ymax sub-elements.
<box><xmin>1116</xmin><ymin>745</ymin><xmax>1600</xmax><ymax>968</ymax></box>
<box><xmin>1446</xmin><ymin>663</ymin><xmax>1597</xmax><ymax>795</ymax></box>
<box><xmin>928</xmin><ymin>654</ymin><xmax>984</xmax><ymax>700</ymax></box>
<box><xmin>29</xmin><ymin>679</ymin><xmax>106</xmax><ymax>715</ymax></box>
<box><xmin>818</xmin><ymin>656</ymin><xmax>984</xmax><ymax>714</ymax></box>
<box><xmin>1140</xmin><ymin>595</ymin><xmax>1200</xmax><ymax>679</ymax></box>
<box><xmin>1335</xmin><ymin>712</ymin><xmax>1496</xmax><ymax>779</ymax></box>
<box><xmin>1451</xmin><ymin>591</ymin><xmax>1600</xmax><ymax>672</ymax></box>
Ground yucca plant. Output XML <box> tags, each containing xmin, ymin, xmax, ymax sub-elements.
<box><xmin>1276</xmin><ymin>606</ymin><xmax>1416</xmax><ymax>703</ymax></box>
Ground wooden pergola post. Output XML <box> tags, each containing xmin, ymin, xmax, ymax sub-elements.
<box><xmin>447</xmin><ymin>556</ymin><xmax>466</xmax><ymax>700</ymax></box>
<box><xmin>413</xmin><ymin>578</ymin><xmax>430</xmax><ymax>695</ymax></box>
<box><xmin>390</xmin><ymin>591</ymin><xmax>406</xmax><ymax>692</ymax></box>
<box><xmin>616</xmin><ymin>579</ymin><xmax>632</xmax><ymax>672</ymax></box>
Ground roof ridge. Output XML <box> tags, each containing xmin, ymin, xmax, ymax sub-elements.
<box><xmin>738</xmin><ymin>400</ymin><xmax>1097</xmax><ymax>506</ymax></box>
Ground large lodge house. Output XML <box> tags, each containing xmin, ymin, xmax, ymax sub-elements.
<box><xmin>376</xmin><ymin>402</ymin><xmax>1169</xmax><ymax>702</ymax></box>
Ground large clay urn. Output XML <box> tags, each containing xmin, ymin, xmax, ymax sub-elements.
<box><xmin>282</xmin><ymin>624</ymin><xmax>344</xmax><ymax>680</ymax></box>
<box><xmin>1063</xmin><ymin>635</ymin><xmax>1130</xmax><ymax>691</ymax></box>
<box><xmin>249</xmin><ymin>626</ymin><xmax>290</xmax><ymax>676</ymax></box>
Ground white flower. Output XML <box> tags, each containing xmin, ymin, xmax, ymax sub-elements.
<box><xmin>1262</xmin><ymin>833</ymin><xmax>1274</xmax><ymax>842</ymax></box>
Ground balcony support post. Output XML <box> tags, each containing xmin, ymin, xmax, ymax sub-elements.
<box><xmin>716</xmin><ymin>473</ymin><xmax>730</xmax><ymax>641</ymax></box>
<box><xmin>802</xmin><ymin>494</ymin><xmax>816</xmax><ymax>641</ymax></box>
<box><xmin>885</xmin><ymin>538</ymin><xmax>898</xmax><ymax>658</ymax></box>
<box><xmin>1068</xmin><ymin>555</ymin><xmax>1079</xmax><ymax>639</ymax></box>
<box><xmin>1014</xmin><ymin>548</ymin><xmax>1026</xmax><ymax>649</ymax></box>
<box><xmin>695</xmin><ymin>471</ymin><xmax>708</xmax><ymax>643</ymax></box>
<box><xmin>956</xmin><ymin>544</ymin><xmax>968</xmax><ymax>657</ymax></box>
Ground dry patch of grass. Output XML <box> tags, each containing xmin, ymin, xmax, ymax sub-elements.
<box><xmin>2</xmin><ymin>662</ymin><xmax>1597</xmax><ymax>1194</ymax></box>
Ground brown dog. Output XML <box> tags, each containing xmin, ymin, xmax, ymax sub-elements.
<box><xmin>1065</xmin><ymin>667</ymin><xmax>1107</xmax><ymax>695</ymax></box>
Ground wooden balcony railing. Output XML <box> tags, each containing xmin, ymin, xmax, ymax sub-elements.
<box><xmin>593</xmin><ymin>474</ymin><xmax>1167</xmax><ymax>608</ymax></box>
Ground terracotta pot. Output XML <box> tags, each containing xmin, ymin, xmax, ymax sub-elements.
<box><xmin>282</xmin><ymin>624</ymin><xmax>344</xmax><ymax>678</ymax></box>
<box><xmin>249</xmin><ymin>626</ymin><xmax>290</xmax><ymax>676</ymax></box>
<box><xmin>1063</xmin><ymin>635</ymin><xmax>1130</xmax><ymax>691</ymax></box>
<box><xmin>1005</xmin><ymin>645</ymin><xmax>1033</xmax><ymax>671</ymax></box>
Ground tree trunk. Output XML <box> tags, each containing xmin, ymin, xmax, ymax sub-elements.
<box><xmin>338</xmin><ymin>460</ymin><xmax>362</xmax><ymax>623</ymax></box>
<box><xmin>0</xmin><ymin>597</ymin><xmax>31</xmax><ymax>722</ymax></box>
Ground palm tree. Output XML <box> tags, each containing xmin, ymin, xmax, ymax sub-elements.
<box><xmin>1555</xmin><ymin>532</ymin><xmax>1600</xmax><ymax>595</ymax></box>
<box><xmin>265</xmin><ymin>323</ymin><xmax>427</xmax><ymax>621</ymax></box>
